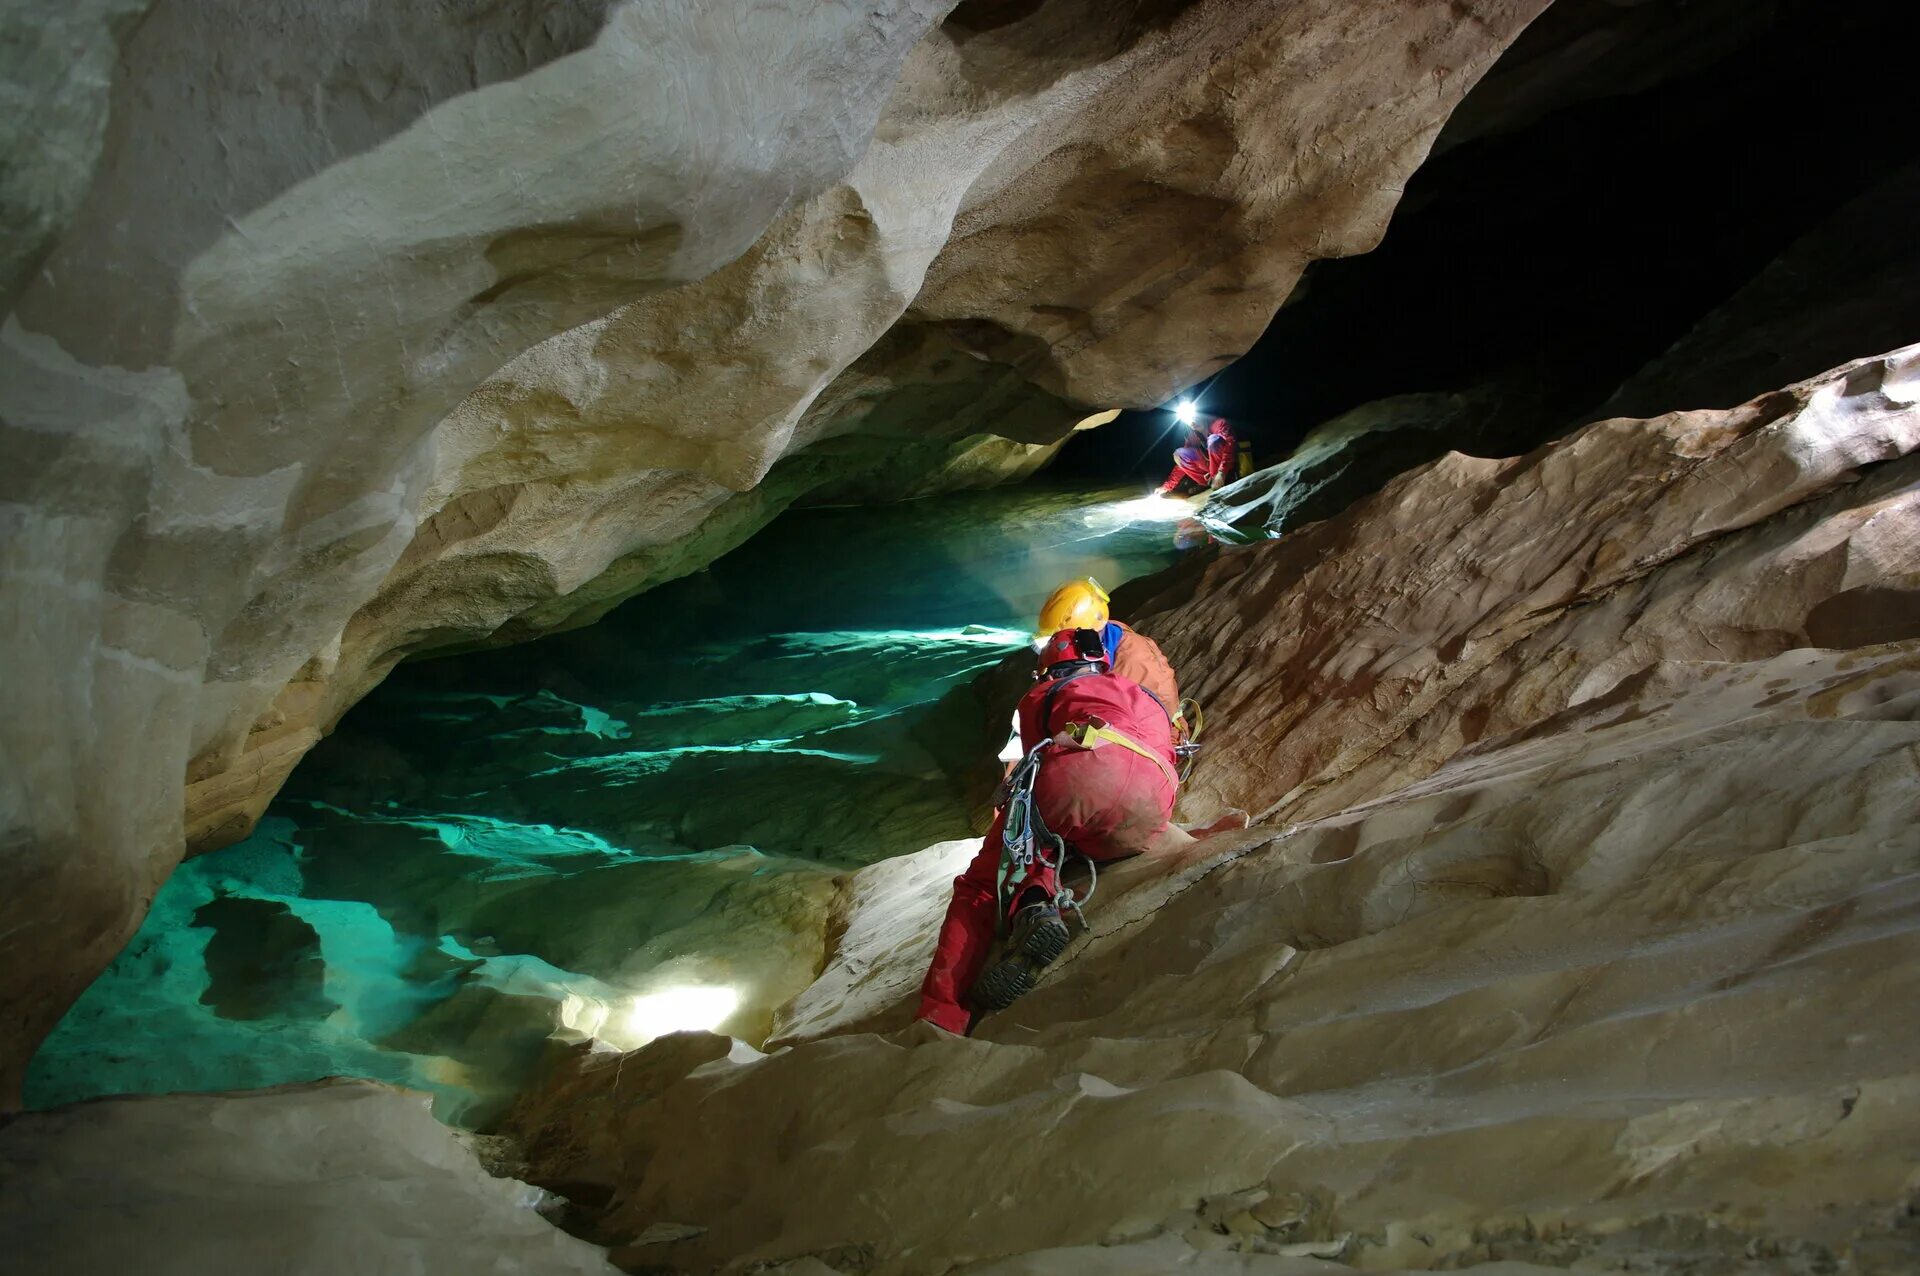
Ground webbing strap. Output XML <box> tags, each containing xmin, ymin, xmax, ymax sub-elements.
<box><xmin>1068</xmin><ymin>722</ymin><xmax>1179</xmax><ymax>788</ymax></box>
<box><xmin>1037</xmin><ymin>666</ymin><xmax>1095</xmax><ymax>738</ymax></box>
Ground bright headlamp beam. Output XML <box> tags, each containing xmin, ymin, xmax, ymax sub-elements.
<box><xmin>1174</xmin><ymin>399</ymin><xmax>1198</xmax><ymax>426</ymax></box>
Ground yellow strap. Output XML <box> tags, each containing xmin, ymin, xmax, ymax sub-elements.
<box><xmin>1067</xmin><ymin>721</ymin><xmax>1179</xmax><ymax>788</ymax></box>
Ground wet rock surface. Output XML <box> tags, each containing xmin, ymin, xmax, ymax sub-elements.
<box><xmin>502</xmin><ymin>349</ymin><xmax>1920</xmax><ymax>1273</ymax></box>
<box><xmin>1198</xmin><ymin>392</ymin><xmax>1494</xmax><ymax>541</ymax></box>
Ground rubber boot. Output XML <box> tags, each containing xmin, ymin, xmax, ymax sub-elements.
<box><xmin>969</xmin><ymin>897</ymin><xmax>1071</xmax><ymax>1013</ymax></box>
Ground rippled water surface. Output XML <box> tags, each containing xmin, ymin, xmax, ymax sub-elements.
<box><xmin>29</xmin><ymin>484</ymin><xmax>1197</xmax><ymax>1122</ymax></box>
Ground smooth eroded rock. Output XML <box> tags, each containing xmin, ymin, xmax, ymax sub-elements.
<box><xmin>2</xmin><ymin>0</ymin><xmax>1550</xmax><ymax>1101</ymax></box>
<box><xmin>501</xmin><ymin>348</ymin><xmax>1920</xmax><ymax>1273</ymax></box>
<box><xmin>0</xmin><ymin>1079</ymin><xmax>619</xmax><ymax>1275</ymax></box>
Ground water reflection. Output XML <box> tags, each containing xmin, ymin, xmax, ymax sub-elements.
<box><xmin>29</xmin><ymin>484</ymin><xmax>1200</xmax><ymax>1125</ymax></box>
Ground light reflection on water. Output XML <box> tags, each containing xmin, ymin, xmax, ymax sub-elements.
<box><xmin>27</xmin><ymin>485</ymin><xmax>1206</xmax><ymax>1124</ymax></box>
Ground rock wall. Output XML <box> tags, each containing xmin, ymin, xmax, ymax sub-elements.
<box><xmin>1197</xmin><ymin>151</ymin><xmax>1920</xmax><ymax>557</ymax></box>
<box><xmin>503</xmin><ymin>347</ymin><xmax>1920</xmax><ymax>1273</ymax></box>
<box><xmin>1193</xmin><ymin>0</ymin><xmax>1920</xmax><ymax>526</ymax></box>
<box><xmin>1599</xmin><ymin>161</ymin><xmax>1920</xmax><ymax>423</ymax></box>
<box><xmin>0</xmin><ymin>0</ymin><xmax>1549</xmax><ymax>1104</ymax></box>
<box><xmin>1197</xmin><ymin>391</ymin><xmax>1496</xmax><ymax>541</ymax></box>
<box><xmin>0</xmin><ymin>0</ymin><xmax>951</xmax><ymax>1109</ymax></box>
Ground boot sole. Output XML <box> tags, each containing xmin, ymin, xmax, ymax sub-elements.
<box><xmin>971</xmin><ymin>911</ymin><xmax>1070</xmax><ymax>1012</ymax></box>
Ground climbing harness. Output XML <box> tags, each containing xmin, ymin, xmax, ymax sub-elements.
<box><xmin>1138</xmin><ymin>683</ymin><xmax>1207</xmax><ymax>783</ymax></box>
<box><xmin>993</xmin><ymin>670</ymin><xmax>1209</xmax><ymax>938</ymax></box>
<box><xmin>994</xmin><ymin>740</ymin><xmax>1098</xmax><ymax>926</ymax></box>
<box><xmin>994</xmin><ymin>717</ymin><xmax>1179</xmax><ymax>932</ymax></box>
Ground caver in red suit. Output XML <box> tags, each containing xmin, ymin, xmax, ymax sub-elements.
<box><xmin>917</xmin><ymin>629</ymin><xmax>1178</xmax><ymax>1034</ymax></box>
<box><xmin>1158</xmin><ymin>417</ymin><xmax>1236</xmax><ymax>493</ymax></box>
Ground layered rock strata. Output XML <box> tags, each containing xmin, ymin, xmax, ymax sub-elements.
<box><xmin>1</xmin><ymin>0</ymin><xmax>1548</xmax><ymax>1103</ymax></box>
<box><xmin>504</xmin><ymin>348</ymin><xmax>1920</xmax><ymax>1273</ymax></box>
<box><xmin>0</xmin><ymin>0</ymin><xmax>950</xmax><ymax>1108</ymax></box>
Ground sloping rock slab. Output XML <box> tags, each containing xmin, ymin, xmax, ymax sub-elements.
<box><xmin>500</xmin><ymin>349</ymin><xmax>1920</xmax><ymax>1274</ymax></box>
<box><xmin>0</xmin><ymin>1078</ymin><xmax>617</xmax><ymax>1275</ymax></box>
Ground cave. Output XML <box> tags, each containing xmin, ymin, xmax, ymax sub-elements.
<box><xmin>4</xmin><ymin>2</ymin><xmax>1918</xmax><ymax>1273</ymax></box>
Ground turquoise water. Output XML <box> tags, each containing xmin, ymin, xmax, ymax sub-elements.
<box><xmin>27</xmin><ymin>484</ymin><xmax>1195</xmax><ymax>1124</ymax></box>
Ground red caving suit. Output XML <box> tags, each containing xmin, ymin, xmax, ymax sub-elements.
<box><xmin>917</xmin><ymin>667</ymin><xmax>1178</xmax><ymax>1034</ymax></box>
<box><xmin>1158</xmin><ymin>421</ymin><xmax>1236</xmax><ymax>493</ymax></box>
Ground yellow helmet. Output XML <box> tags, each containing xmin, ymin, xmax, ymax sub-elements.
<box><xmin>1036</xmin><ymin>577</ymin><xmax>1110</xmax><ymax>638</ymax></box>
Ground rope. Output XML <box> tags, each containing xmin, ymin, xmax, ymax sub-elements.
<box><xmin>1062</xmin><ymin>719</ymin><xmax>1179</xmax><ymax>788</ymax></box>
<box><xmin>1066</xmin><ymin>854</ymin><xmax>1097</xmax><ymax>913</ymax></box>
<box><xmin>995</xmin><ymin>739</ymin><xmax>1097</xmax><ymax>929</ymax></box>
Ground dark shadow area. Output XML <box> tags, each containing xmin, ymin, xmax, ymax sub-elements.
<box><xmin>1053</xmin><ymin>0</ymin><xmax>1920</xmax><ymax>483</ymax></box>
<box><xmin>193</xmin><ymin>897</ymin><xmax>333</xmax><ymax>1022</ymax></box>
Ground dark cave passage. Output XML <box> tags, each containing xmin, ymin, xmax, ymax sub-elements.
<box><xmin>1054</xmin><ymin>0</ymin><xmax>1920</xmax><ymax>485</ymax></box>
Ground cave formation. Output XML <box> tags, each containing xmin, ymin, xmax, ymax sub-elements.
<box><xmin>4</xmin><ymin>1</ymin><xmax>1919</xmax><ymax>1272</ymax></box>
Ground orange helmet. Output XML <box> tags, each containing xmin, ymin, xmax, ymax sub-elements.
<box><xmin>1036</xmin><ymin>577</ymin><xmax>1109</xmax><ymax>639</ymax></box>
<box><xmin>1037</xmin><ymin>627</ymin><xmax>1110</xmax><ymax>677</ymax></box>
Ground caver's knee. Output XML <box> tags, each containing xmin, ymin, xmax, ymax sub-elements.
<box><xmin>1086</xmin><ymin>800</ymin><xmax>1171</xmax><ymax>859</ymax></box>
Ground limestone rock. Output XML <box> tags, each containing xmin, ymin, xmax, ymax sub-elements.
<box><xmin>0</xmin><ymin>0</ymin><xmax>151</xmax><ymax>309</ymax></box>
<box><xmin>0</xmin><ymin>0</ymin><xmax>954</xmax><ymax>1107</ymax></box>
<box><xmin>767</xmin><ymin>837</ymin><xmax>979</xmax><ymax>1046</ymax></box>
<box><xmin>502</xmin><ymin>348</ymin><xmax>1920</xmax><ymax>1273</ymax></box>
<box><xmin>1146</xmin><ymin>344</ymin><xmax>1920</xmax><ymax>827</ymax></box>
<box><xmin>185</xmin><ymin>0</ymin><xmax>1555</xmax><ymax>864</ymax></box>
<box><xmin>1198</xmin><ymin>392</ymin><xmax>1495</xmax><ymax>541</ymax></box>
<box><xmin>2</xmin><ymin>0</ymin><xmax>1550</xmax><ymax>1101</ymax></box>
<box><xmin>0</xmin><ymin>1079</ymin><xmax>619</xmax><ymax>1274</ymax></box>
<box><xmin>191</xmin><ymin>895</ymin><xmax>332</xmax><ymax>1021</ymax></box>
<box><xmin>23</xmin><ymin>484</ymin><xmax>1190</xmax><ymax>1118</ymax></box>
